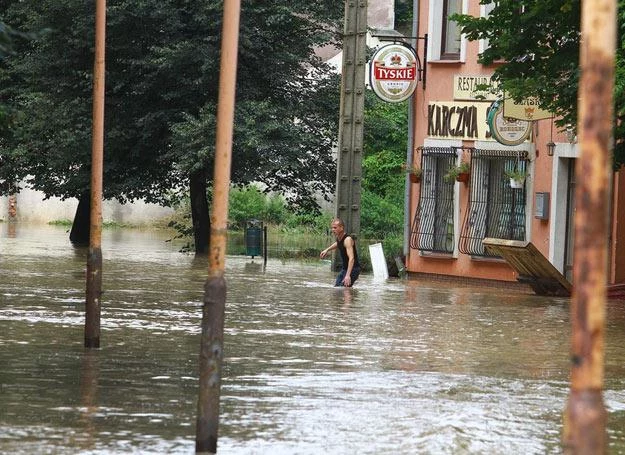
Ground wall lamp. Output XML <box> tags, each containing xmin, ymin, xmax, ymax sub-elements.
<box><xmin>547</xmin><ymin>118</ymin><xmax>555</xmax><ymax>156</ymax></box>
<box><xmin>547</xmin><ymin>141</ymin><xmax>556</xmax><ymax>156</ymax></box>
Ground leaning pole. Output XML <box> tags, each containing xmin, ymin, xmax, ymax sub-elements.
<box><xmin>195</xmin><ymin>0</ymin><xmax>241</xmax><ymax>453</ymax></box>
<box><xmin>563</xmin><ymin>0</ymin><xmax>615</xmax><ymax>453</ymax></box>
<box><xmin>85</xmin><ymin>0</ymin><xmax>106</xmax><ymax>349</ymax></box>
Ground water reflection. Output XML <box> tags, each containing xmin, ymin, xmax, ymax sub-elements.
<box><xmin>1</xmin><ymin>224</ymin><xmax>624</xmax><ymax>454</ymax></box>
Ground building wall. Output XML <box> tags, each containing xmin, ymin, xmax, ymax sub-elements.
<box><xmin>368</xmin><ymin>0</ymin><xmax>395</xmax><ymax>29</ymax></box>
<box><xmin>405</xmin><ymin>0</ymin><xmax>603</xmax><ymax>284</ymax></box>
<box><xmin>0</xmin><ymin>187</ymin><xmax>174</xmax><ymax>225</ymax></box>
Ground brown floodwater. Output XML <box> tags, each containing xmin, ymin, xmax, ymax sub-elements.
<box><xmin>1</xmin><ymin>223</ymin><xmax>624</xmax><ymax>454</ymax></box>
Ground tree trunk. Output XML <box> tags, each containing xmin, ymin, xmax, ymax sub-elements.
<box><xmin>190</xmin><ymin>167</ymin><xmax>210</xmax><ymax>255</ymax></box>
<box><xmin>70</xmin><ymin>191</ymin><xmax>91</xmax><ymax>246</ymax></box>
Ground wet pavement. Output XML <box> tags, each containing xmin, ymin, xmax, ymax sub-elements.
<box><xmin>1</xmin><ymin>223</ymin><xmax>624</xmax><ymax>454</ymax></box>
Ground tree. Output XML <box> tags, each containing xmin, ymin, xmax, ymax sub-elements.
<box><xmin>168</xmin><ymin>2</ymin><xmax>342</xmax><ymax>252</ymax></box>
<box><xmin>0</xmin><ymin>0</ymin><xmax>343</xmax><ymax>250</ymax></box>
<box><xmin>452</xmin><ymin>0</ymin><xmax>625</xmax><ymax>167</ymax></box>
<box><xmin>360</xmin><ymin>91</ymin><xmax>407</xmax><ymax>239</ymax></box>
<box><xmin>1</xmin><ymin>0</ymin><xmax>188</xmax><ymax>242</ymax></box>
<box><xmin>0</xmin><ymin>19</ymin><xmax>46</xmax><ymax>149</ymax></box>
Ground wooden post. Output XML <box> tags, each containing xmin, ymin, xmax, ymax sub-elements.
<box><xmin>195</xmin><ymin>0</ymin><xmax>240</xmax><ymax>452</ymax></box>
<box><xmin>335</xmin><ymin>0</ymin><xmax>367</xmax><ymax>237</ymax></box>
<box><xmin>563</xmin><ymin>0</ymin><xmax>615</xmax><ymax>453</ymax></box>
<box><xmin>85</xmin><ymin>0</ymin><xmax>106</xmax><ymax>349</ymax></box>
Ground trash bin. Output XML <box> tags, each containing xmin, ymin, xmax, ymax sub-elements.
<box><xmin>244</xmin><ymin>220</ymin><xmax>263</xmax><ymax>258</ymax></box>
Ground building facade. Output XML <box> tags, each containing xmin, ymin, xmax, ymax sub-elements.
<box><xmin>405</xmin><ymin>0</ymin><xmax>625</xmax><ymax>286</ymax></box>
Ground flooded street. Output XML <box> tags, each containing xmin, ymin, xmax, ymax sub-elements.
<box><xmin>1</xmin><ymin>224</ymin><xmax>625</xmax><ymax>454</ymax></box>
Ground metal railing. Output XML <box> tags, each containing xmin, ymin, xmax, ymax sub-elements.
<box><xmin>410</xmin><ymin>146</ymin><xmax>459</xmax><ymax>253</ymax></box>
<box><xmin>459</xmin><ymin>149</ymin><xmax>528</xmax><ymax>256</ymax></box>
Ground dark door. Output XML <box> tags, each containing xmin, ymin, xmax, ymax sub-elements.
<box><xmin>564</xmin><ymin>159</ymin><xmax>576</xmax><ymax>282</ymax></box>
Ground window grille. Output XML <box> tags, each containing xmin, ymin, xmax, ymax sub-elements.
<box><xmin>410</xmin><ymin>146</ymin><xmax>459</xmax><ymax>253</ymax></box>
<box><xmin>458</xmin><ymin>149</ymin><xmax>528</xmax><ymax>257</ymax></box>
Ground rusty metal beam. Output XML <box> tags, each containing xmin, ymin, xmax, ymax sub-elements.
<box><xmin>195</xmin><ymin>0</ymin><xmax>241</xmax><ymax>452</ymax></box>
<box><xmin>85</xmin><ymin>0</ymin><xmax>106</xmax><ymax>349</ymax></box>
<box><xmin>563</xmin><ymin>1</ymin><xmax>616</xmax><ymax>453</ymax></box>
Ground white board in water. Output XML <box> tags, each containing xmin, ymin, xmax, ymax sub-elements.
<box><xmin>368</xmin><ymin>242</ymin><xmax>389</xmax><ymax>280</ymax></box>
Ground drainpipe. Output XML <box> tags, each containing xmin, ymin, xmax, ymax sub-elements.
<box><xmin>403</xmin><ymin>0</ymin><xmax>420</xmax><ymax>256</ymax></box>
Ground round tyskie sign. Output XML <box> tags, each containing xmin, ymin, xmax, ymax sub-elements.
<box><xmin>370</xmin><ymin>44</ymin><xmax>418</xmax><ymax>103</ymax></box>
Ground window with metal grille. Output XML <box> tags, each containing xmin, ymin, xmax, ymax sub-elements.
<box><xmin>410</xmin><ymin>146</ymin><xmax>458</xmax><ymax>253</ymax></box>
<box><xmin>458</xmin><ymin>149</ymin><xmax>528</xmax><ymax>257</ymax></box>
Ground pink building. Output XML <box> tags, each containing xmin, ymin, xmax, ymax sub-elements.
<box><xmin>404</xmin><ymin>0</ymin><xmax>625</xmax><ymax>288</ymax></box>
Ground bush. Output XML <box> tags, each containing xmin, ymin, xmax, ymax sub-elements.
<box><xmin>228</xmin><ymin>185</ymin><xmax>289</xmax><ymax>228</ymax></box>
<box><xmin>359</xmin><ymin>189</ymin><xmax>404</xmax><ymax>239</ymax></box>
<box><xmin>282</xmin><ymin>211</ymin><xmax>332</xmax><ymax>233</ymax></box>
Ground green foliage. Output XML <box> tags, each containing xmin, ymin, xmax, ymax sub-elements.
<box><xmin>0</xmin><ymin>20</ymin><xmax>45</xmax><ymax>59</ymax></box>
<box><xmin>362</xmin><ymin>150</ymin><xmax>405</xmax><ymax>203</ymax></box>
<box><xmin>504</xmin><ymin>168</ymin><xmax>527</xmax><ymax>181</ymax></box>
<box><xmin>47</xmin><ymin>219</ymin><xmax>72</xmax><ymax>227</ymax></box>
<box><xmin>282</xmin><ymin>211</ymin><xmax>332</xmax><ymax>233</ymax></box>
<box><xmin>363</xmin><ymin>91</ymin><xmax>409</xmax><ymax>158</ymax></box>
<box><xmin>394</xmin><ymin>0</ymin><xmax>413</xmax><ymax>27</ymax></box>
<box><xmin>1</xmin><ymin>1</ymin><xmax>343</xmax><ymax>209</ymax></box>
<box><xmin>380</xmin><ymin>234</ymin><xmax>404</xmax><ymax>258</ymax></box>
<box><xmin>452</xmin><ymin>0</ymin><xmax>625</xmax><ymax>168</ymax></box>
<box><xmin>359</xmin><ymin>189</ymin><xmax>404</xmax><ymax>239</ymax></box>
<box><xmin>228</xmin><ymin>186</ymin><xmax>289</xmax><ymax>228</ymax></box>
<box><xmin>0</xmin><ymin>20</ymin><xmax>48</xmax><ymax>138</ymax></box>
<box><xmin>443</xmin><ymin>161</ymin><xmax>470</xmax><ymax>183</ymax></box>
<box><xmin>356</xmin><ymin>84</ymin><xmax>409</xmax><ymax>267</ymax></box>
<box><xmin>362</xmin><ymin>90</ymin><xmax>408</xmax><ymax>207</ymax></box>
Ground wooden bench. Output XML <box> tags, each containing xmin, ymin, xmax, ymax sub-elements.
<box><xmin>482</xmin><ymin>238</ymin><xmax>572</xmax><ymax>297</ymax></box>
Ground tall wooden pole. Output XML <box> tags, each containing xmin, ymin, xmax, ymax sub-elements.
<box><xmin>195</xmin><ymin>0</ymin><xmax>240</xmax><ymax>452</ymax></box>
<box><xmin>563</xmin><ymin>0</ymin><xmax>615</xmax><ymax>453</ymax></box>
<box><xmin>85</xmin><ymin>0</ymin><xmax>106</xmax><ymax>349</ymax></box>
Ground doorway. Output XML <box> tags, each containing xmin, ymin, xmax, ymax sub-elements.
<box><xmin>564</xmin><ymin>159</ymin><xmax>576</xmax><ymax>282</ymax></box>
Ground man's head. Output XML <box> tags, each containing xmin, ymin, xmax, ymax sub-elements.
<box><xmin>331</xmin><ymin>218</ymin><xmax>345</xmax><ymax>238</ymax></box>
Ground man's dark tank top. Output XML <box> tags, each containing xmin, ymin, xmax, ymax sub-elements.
<box><xmin>337</xmin><ymin>234</ymin><xmax>360</xmax><ymax>270</ymax></box>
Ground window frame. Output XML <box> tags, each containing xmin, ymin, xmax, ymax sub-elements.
<box><xmin>427</xmin><ymin>0</ymin><xmax>466</xmax><ymax>62</ymax></box>
<box><xmin>440</xmin><ymin>0</ymin><xmax>462</xmax><ymax>60</ymax></box>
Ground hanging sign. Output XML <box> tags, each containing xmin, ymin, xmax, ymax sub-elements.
<box><xmin>427</xmin><ymin>101</ymin><xmax>491</xmax><ymax>141</ymax></box>
<box><xmin>453</xmin><ymin>74</ymin><xmax>499</xmax><ymax>101</ymax></box>
<box><xmin>370</xmin><ymin>44</ymin><xmax>418</xmax><ymax>103</ymax></box>
<box><xmin>503</xmin><ymin>95</ymin><xmax>552</xmax><ymax>121</ymax></box>
<box><xmin>487</xmin><ymin>100</ymin><xmax>532</xmax><ymax>146</ymax></box>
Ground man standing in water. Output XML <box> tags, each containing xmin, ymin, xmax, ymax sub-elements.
<box><xmin>320</xmin><ymin>218</ymin><xmax>360</xmax><ymax>287</ymax></box>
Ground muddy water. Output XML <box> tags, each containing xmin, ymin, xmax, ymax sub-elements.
<box><xmin>1</xmin><ymin>224</ymin><xmax>624</xmax><ymax>454</ymax></box>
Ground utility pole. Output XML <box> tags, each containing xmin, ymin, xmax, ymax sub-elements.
<box><xmin>195</xmin><ymin>0</ymin><xmax>240</xmax><ymax>452</ymax></box>
<box><xmin>563</xmin><ymin>1</ymin><xmax>615</xmax><ymax>453</ymax></box>
<box><xmin>85</xmin><ymin>0</ymin><xmax>106</xmax><ymax>349</ymax></box>
<box><xmin>335</xmin><ymin>0</ymin><xmax>367</xmax><ymax>238</ymax></box>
